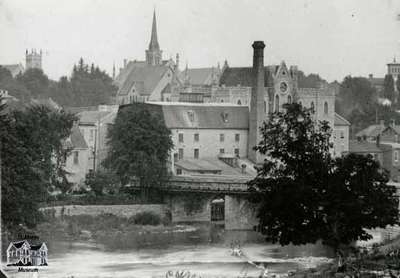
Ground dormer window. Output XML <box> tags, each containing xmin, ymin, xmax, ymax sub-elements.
<box><xmin>221</xmin><ymin>112</ymin><xmax>229</xmax><ymax>123</ymax></box>
<box><xmin>187</xmin><ymin>111</ymin><xmax>195</xmax><ymax>122</ymax></box>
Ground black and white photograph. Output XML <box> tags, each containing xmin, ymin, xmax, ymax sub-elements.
<box><xmin>1</xmin><ymin>1</ymin><xmax>400</xmax><ymax>277</ymax></box>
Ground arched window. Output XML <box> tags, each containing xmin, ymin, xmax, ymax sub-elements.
<box><xmin>287</xmin><ymin>95</ymin><xmax>292</xmax><ymax>104</ymax></box>
<box><xmin>275</xmin><ymin>95</ymin><xmax>280</xmax><ymax>112</ymax></box>
<box><xmin>221</xmin><ymin>99</ymin><xmax>224</xmax><ymax>103</ymax></box>
<box><xmin>237</xmin><ymin>99</ymin><xmax>242</xmax><ymax>105</ymax></box>
<box><xmin>310</xmin><ymin>101</ymin><xmax>315</xmax><ymax>113</ymax></box>
<box><xmin>264</xmin><ymin>100</ymin><xmax>266</xmax><ymax>113</ymax></box>
<box><xmin>324</xmin><ymin>101</ymin><xmax>328</xmax><ymax>114</ymax></box>
<box><xmin>298</xmin><ymin>101</ymin><xmax>302</xmax><ymax>106</ymax></box>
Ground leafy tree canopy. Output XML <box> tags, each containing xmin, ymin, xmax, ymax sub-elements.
<box><xmin>104</xmin><ymin>104</ymin><xmax>173</xmax><ymax>201</ymax></box>
<box><xmin>383</xmin><ymin>74</ymin><xmax>395</xmax><ymax>103</ymax></box>
<box><xmin>1</xmin><ymin>101</ymin><xmax>76</xmax><ymax>228</ymax></box>
<box><xmin>248</xmin><ymin>103</ymin><xmax>399</xmax><ymax>251</ymax></box>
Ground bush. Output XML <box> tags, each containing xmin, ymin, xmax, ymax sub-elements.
<box><xmin>130</xmin><ymin>212</ymin><xmax>161</xmax><ymax>226</ymax></box>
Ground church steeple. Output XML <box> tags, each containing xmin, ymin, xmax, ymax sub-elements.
<box><xmin>149</xmin><ymin>9</ymin><xmax>160</xmax><ymax>51</ymax></box>
<box><xmin>146</xmin><ymin>9</ymin><xmax>162</xmax><ymax>65</ymax></box>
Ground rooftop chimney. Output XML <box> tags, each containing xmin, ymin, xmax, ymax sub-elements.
<box><xmin>248</xmin><ymin>41</ymin><xmax>266</xmax><ymax>164</ymax></box>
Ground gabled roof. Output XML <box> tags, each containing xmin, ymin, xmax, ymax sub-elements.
<box><xmin>158</xmin><ymin>103</ymin><xmax>249</xmax><ymax>129</ymax></box>
<box><xmin>117</xmin><ymin>64</ymin><xmax>170</xmax><ymax>96</ymax></box>
<box><xmin>334</xmin><ymin>113</ymin><xmax>350</xmax><ymax>126</ymax></box>
<box><xmin>179</xmin><ymin>67</ymin><xmax>219</xmax><ymax>85</ymax></box>
<box><xmin>30</xmin><ymin>243</ymin><xmax>46</xmax><ymax>251</ymax></box>
<box><xmin>349</xmin><ymin>140</ymin><xmax>382</xmax><ymax>153</ymax></box>
<box><xmin>356</xmin><ymin>124</ymin><xmax>392</xmax><ymax>138</ymax></box>
<box><xmin>70</xmin><ymin>125</ymin><xmax>88</xmax><ymax>149</ymax></box>
<box><xmin>10</xmin><ymin>240</ymin><xmax>29</xmax><ymax>249</ymax></box>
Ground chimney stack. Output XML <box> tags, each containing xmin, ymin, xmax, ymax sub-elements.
<box><xmin>248</xmin><ymin>41</ymin><xmax>266</xmax><ymax>164</ymax></box>
<box><xmin>376</xmin><ymin>134</ymin><xmax>380</xmax><ymax>148</ymax></box>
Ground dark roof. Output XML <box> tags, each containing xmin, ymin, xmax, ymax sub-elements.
<box><xmin>70</xmin><ymin>125</ymin><xmax>88</xmax><ymax>149</ymax></box>
<box><xmin>30</xmin><ymin>243</ymin><xmax>44</xmax><ymax>250</ymax></box>
<box><xmin>11</xmin><ymin>240</ymin><xmax>28</xmax><ymax>249</ymax></box>
<box><xmin>349</xmin><ymin>140</ymin><xmax>382</xmax><ymax>153</ymax></box>
<box><xmin>159</xmin><ymin>103</ymin><xmax>249</xmax><ymax>129</ymax></box>
<box><xmin>334</xmin><ymin>113</ymin><xmax>350</xmax><ymax>126</ymax></box>
<box><xmin>117</xmin><ymin>64</ymin><xmax>170</xmax><ymax>96</ymax></box>
<box><xmin>219</xmin><ymin>66</ymin><xmax>273</xmax><ymax>87</ymax></box>
<box><xmin>175</xmin><ymin>158</ymin><xmax>247</xmax><ymax>176</ymax></box>
<box><xmin>369</xmin><ymin>77</ymin><xmax>384</xmax><ymax>87</ymax></box>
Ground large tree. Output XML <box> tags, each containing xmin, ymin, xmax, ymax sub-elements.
<box><xmin>383</xmin><ymin>74</ymin><xmax>395</xmax><ymax>103</ymax></box>
<box><xmin>248</xmin><ymin>103</ymin><xmax>399</xmax><ymax>252</ymax></box>
<box><xmin>104</xmin><ymin>104</ymin><xmax>173</xmax><ymax>201</ymax></box>
<box><xmin>16</xmin><ymin>68</ymin><xmax>50</xmax><ymax>98</ymax></box>
<box><xmin>1</xmin><ymin>102</ymin><xmax>76</xmax><ymax>228</ymax></box>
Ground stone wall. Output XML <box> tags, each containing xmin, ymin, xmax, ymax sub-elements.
<box><xmin>225</xmin><ymin>195</ymin><xmax>258</xmax><ymax>230</ymax></box>
<box><xmin>40</xmin><ymin>204</ymin><xmax>166</xmax><ymax>218</ymax></box>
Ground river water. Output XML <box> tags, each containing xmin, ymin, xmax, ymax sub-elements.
<box><xmin>3</xmin><ymin>227</ymin><xmax>334</xmax><ymax>278</ymax></box>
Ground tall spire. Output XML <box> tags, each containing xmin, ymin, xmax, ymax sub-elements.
<box><xmin>149</xmin><ymin>9</ymin><xmax>160</xmax><ymax>51</ymax></box>
<box><xmin>146</xmin><ymin>9</ymin><xmax>162</xmax><ymax>65</ymax></box>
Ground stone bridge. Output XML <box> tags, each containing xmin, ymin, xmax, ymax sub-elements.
<box><xmin>161</xmin><ymin>175</ymin><xmax>259</xmax><ymax>231</ymax></box>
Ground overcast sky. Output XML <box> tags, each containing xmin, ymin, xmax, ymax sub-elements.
<box><xmin>1</xmin><ymin>0</ymin><xmax>400</xmax><ymax>82</ymax></box>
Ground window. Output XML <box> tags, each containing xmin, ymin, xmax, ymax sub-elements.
<box><xmin>194</xmin><ymin>149</ymin><xmax>199</xmax><ymax>159</ymax></box>
<box><xmin>287</xmin><ymin>95</ymin><xmax>292</xmax><ymax>104</ymax></box>
<box><xmin>237</xmin><ymin>99</ymin><xmax>242</xmax><ymax>105</ymax></box>
<box><xmin>221</xmin><ymin>112</ymin><xmax>229</xmax><ymax>123</ymax></box>
<box><xmin>234</xmin><ymin>148</ymin><xmax>240</xmax><ymax>157</ymax></box>
<box><xmin>178</xmin><ymin>133</ymin><xmax>184</xmax><ymax>143</ymax></box>
<box><xmin>187</xmin><ymin>111</ymin><xmax>195</xmax><ymax>122</ymax></box>
<box><xmin>178</xmin><ymin>148</ymin><xmax>184</xmax><ymax>160</ymax></box>
<box><xmin>73</xmin><ymin>151</ymin><xmax>79</xmax><ymax>165</ymax></box>
<box><xmin>324</xmin><ymin>102</ymin><xmax>328</xmax><ymax>114</ymax></box>
<box><xmin>395</xmin><ymin>151</ymin><xmax>399</xmax><ymax>163</ymax></box>
<box><xmin>219</xmin><ymin>148</ymin><xmax>225</xmax><ymax>154</ymax></box>
<box><xmin>275</xmin><ymin>95</ymin><xmax>280</xmax><ymax>112</ymax></box>
<box><xmin>89</xmin><ymin>129</ymin><xmax>95</xmax><ymax>142</ymax></box>
<box><xmin>340</xmin><ymin>131</ymin><xmax>344</xmax><ymax>139</ymax></box>
<box><xmin>173</xmin><ymin>153</ymin><xmax>178</xmax><ymax>162</ymax></box>
<box><xmin>220</xmin><ymin>134</ymin><xmax>225</xmax><ymax>142</ymax></box>
<box><xmin>310</xmin><ymin>101</ymin><xmax>315</xmax><ymax>113</ymax></box>
<box><xmin>176</xmin><ymin>168</ymin><xmax>182</xmax><ymax>175</ymax></box>
<box><xmin>194</xmin><ymin>133</ymin><xmax>199</xmax><ymax>142</ymax></box>
<box><xmin>235</xmin><ymin>133</ymin><xmax>240</xmax><ymax>142</ymax></box>
<box><xmin>264</xmin><ymin>100</ymin><xmax>267</xmax><ymax>113</ymax></box>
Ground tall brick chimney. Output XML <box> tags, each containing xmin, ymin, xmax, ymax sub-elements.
<box><xmin>248</xmin><ymin>41</ymin><xmax>266</xmax><ymax>164</ymax></box>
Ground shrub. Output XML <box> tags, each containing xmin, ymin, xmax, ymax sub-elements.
<box><xmin>130</xmin><ymin>212</ymin><xmax>161</xmax><ymax>226</ymax></box>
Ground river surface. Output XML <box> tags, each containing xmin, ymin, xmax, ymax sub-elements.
<box><xmin>3</xmin><ymin>228</ymin><xmax>334</xmax><ymax>278</ymax></box>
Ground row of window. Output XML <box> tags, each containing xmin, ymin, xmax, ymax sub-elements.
<box><xmin>175</xmin><ymin>148</ymin><xmax>240</xmax><ymax>160</ymax></box>
<box><xmin>178</xmin><ymin>133</ymin><xmax>241</xmax><ymax>143</ymax></box>
<box><xmin>273</xmin><ymin>96</ymin><xmax>330</xmax><ymax>115</ymax></box>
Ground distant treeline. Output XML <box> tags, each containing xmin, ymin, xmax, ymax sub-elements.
<box><xmin>0</xmin><ymin>58</ymin><xmax>117</xmax><ymax>107</ymax></box>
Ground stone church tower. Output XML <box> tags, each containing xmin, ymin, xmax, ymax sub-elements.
<box><xmin>25</xmin><ymin>49</ymin><xmax>42</xmax><ymax>70</ymax></box>
<box><xmin>146</xmin><ymin>10</ymin><xmax>162</xmax><ymax>66</ymax></box>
